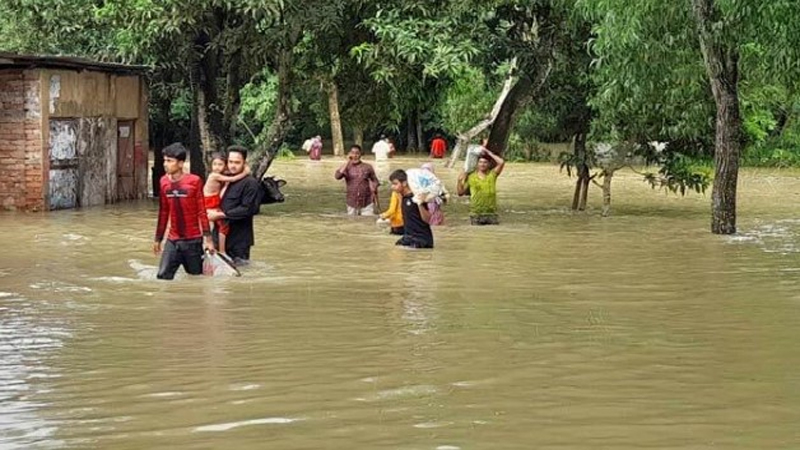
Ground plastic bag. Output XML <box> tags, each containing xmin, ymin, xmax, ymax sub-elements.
<box><xmin>406</xmin><ymin>168</ymin><xmax>445</xmax><ymax>203</ymax></box>
<box><xmin>464</xmin><ymin>144</ymin><xmax>485</xmax><ymax>173</ymax></box>
<box><xmin>301</xmin><ymin>139</ymin><xmax>313</xmax><ymax>152</ymax></box>
<box><xmin>203</xmin><ymin>251</ymin><xmax>241</xmax><ymax>277</ymax></box>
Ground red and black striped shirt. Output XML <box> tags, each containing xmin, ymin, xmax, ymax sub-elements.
<box><xmin>155</xmin><ymin>173</ymin><xmax>211</xmax><ymax>242</ymax></box>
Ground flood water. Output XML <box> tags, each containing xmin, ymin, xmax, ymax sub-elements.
<box><xmin>3</xmin><ymin>157</ymin><xmax>800</xmax><ymax>449</ymax></box>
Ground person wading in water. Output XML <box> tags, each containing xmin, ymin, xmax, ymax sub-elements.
<box><xmin>207</xmin><ymin>146</ymin><xmax>261</xmax><ymax>265</ymax></box>
<box><xmin>153</xmin><ymin>143</ymin><xmax>215</xmax><ymax>280</ymax></box>
<box><xmin>334</xmin><ymin>145</ymin><xmax>379</xmax><ymax>216</ymax></box>
<box><xmin>457</xmin><ymin>148</ymin><xmax>505</xmax><ymax>225</ymax></box>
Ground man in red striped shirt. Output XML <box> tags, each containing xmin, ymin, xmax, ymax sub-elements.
<box><xmin>153</xmin><ymin>143</ymin><xmax>215</xmax><ymax>280</ymax></box>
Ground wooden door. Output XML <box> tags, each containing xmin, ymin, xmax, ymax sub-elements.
<box><xmin>48</xmin><ymin>120</ymin><xmax>79</xmax><ymax>210</ymax></box>
<box><xmin>117</xmin><ymin>121</ymin><xmax>135</xmax><ymax>200</ymax></box>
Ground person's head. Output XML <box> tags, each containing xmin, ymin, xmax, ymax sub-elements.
<box><xmin>380</xmin><ymin>134</ymin><xmax>387</xmax><ymax>141</ymax></box>
<box><xmin>162</xmin><ymin>143</ymin><xmax>187</xmax><ymax>175</ymax></box>
<box><xmin>226</xmin><ymin>145</ymin><xmax>248</xmax><ymax>175</ymax></box>
<box><xmin>477</xmin><ymin>154</ymin><xmax>492</xmax><ymax>173</ymax></box>
<box><xmin>389</xmin><ymin>169</ymin><xmax>409</xmax><ymax>194</ymax></box>
<box><xmin>210</xmin><ymin>152</ymin><xmax>227</xmax><ymax>174</ymax></box>
<box><xmin>348</xmin><ymin>145</ymin><xmax>362</xmax><ymax>163</ymax></box>
<box><xmin>421</xmin><ymin>162</ymin><xmax>435</xmax><ymax>174</ymax></box>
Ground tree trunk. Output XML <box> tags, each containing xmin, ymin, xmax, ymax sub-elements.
<box><xmin>353</xmin><ymin>125</ymin><xmax>364</xmax><ymax>149</ymax></box>
<box><xmin>407</xmin><ymin>114</ymin><xmax>417</xmax><ymax>152</ymax></box>
<box><xmin>192</xmin><ymin>32</ymin><xmax>224</xmax><ymax>169</ymax></box>
<box><xmin>189</xmin><ymin>94</ymin><xmax>206</xmax><ymax>178</ymax></box>
<box><xmin>254</xmin><ymin>48</ymin><xmax>294</xmax><ymax>180</ymax></box>
<box><xmin>223</xmin><ymin>49</ymin><xmax>243</xmax><ymax>144</ymax></box>
<box><xmin>416</xmin><ymin>107</ymin><xmax>424</xmax><ymax>152</ymax></box>
<box><xmin>693</xmin><ymin>0</ymin><xmax>741</xmax><ymax>235</ymax></box>
<box><xmin>572</xmin><ymin>132</ymin><xmax>590</xmax><ymax>211</ymax></box>
<box><xmin>486</xmin><ymin>75</ymin><xmax>533</xmax><ymax>155</ymax></box>
<box><xmin>447</xmin><ymin>71</ymin><xmax>517</xmax><ymax>168</ymax></box>
<box><xmin>327</xmin><ymin>80</ymin><xmax>345</xmax><ymax>157</ymax></box>
<box><xmin>601</xmin><ymin>170</ymin><xmax>614</xmax><ymax>217</ymax></box>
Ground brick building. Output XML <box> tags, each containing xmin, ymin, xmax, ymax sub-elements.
<box><xmin>0</xmin><ymin>53</ymin><xmax>149</xmax><ymax>211</ymax></box>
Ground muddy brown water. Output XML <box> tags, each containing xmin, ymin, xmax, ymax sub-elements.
<box><xmin>3</xmin><ymin>157</ymin><xmax>800</xmax><ymax>449</ymax></box>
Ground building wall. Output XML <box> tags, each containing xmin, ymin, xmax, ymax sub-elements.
<box><xmin>41</xmin><ymin>69</ymin><xmax>148</xmax><ymax>208</ymax></box>
<box><xmin>1</xmin><ymin>67</ymin><xmax>148</xmax><ymax>211</ymax></box>
<box><xmin>0</xmin><ymin>69</ymin><xmax>43</xmax><ymax>210</ymax></box>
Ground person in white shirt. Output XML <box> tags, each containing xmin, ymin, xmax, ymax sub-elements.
<box><xmin>371</xmin><ymin>135</ymin><xmax>392</xmax><ymax>162</ymax></box>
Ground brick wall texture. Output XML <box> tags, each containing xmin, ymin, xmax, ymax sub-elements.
<box><xmin>0</xmin><ymin>69</ymin><xmax>43</xmax><ymax>211</ymax></box>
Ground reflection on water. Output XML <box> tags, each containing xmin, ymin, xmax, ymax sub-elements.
<box><xmin>2</xmin><ymin>158</ymin><xmax>800</xmax><ymax>449</ymax></box>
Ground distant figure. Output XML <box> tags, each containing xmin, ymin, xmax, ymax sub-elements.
<box><xmin>335</xmin><ymin>145</ymin><xmax>379</xmax><ymax>216</ymax></box>
<box><xmin>380</xmin><ymin>190</ymin><xmax>404</xmax><ymax>235</ymax></box>
<box><xmin>153</xmin><ymin>143</ymin><xmax>214</xmax><ymax>280</ymax></box>
<box><xmin>309</xmin><ymin>135</ymin><xmax>323</xmax><ymax>160</ymax></box>
<box><xmin>430</xmin><ymin>134</ymin><xmax>447</xmax><ymax>159</ymax></box>
<box><xmin>420</xmin><ymin>163</ymin><xmax>447</xmax><ymax>226</ymax></box>
<box><xmin>389</xmin><ymin>169</ymin><xmax>434</xmax><ymax>249</ymax></box>
<box><xmin>371</xmin><ymin>135</ymin><xmax>392</xmax><ymax>162</ymax></box>
<box><xmin>457</xmin><ymin>148</ymin><xmax>505</xmax><ymax>225</ymax></box>
<box><xmin>207</xmin><ymin>146</ymin><xmax>261</xmax><ymax>265</ymax></box>
<box><xmin>203</xmin><ymin>153</ymin><xmax>250</xmax><ymax>255</ymax></box>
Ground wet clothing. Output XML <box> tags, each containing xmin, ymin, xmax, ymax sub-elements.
<box><xmin>155</xmin><ymin>174</ymin><xmax>210</xmax><ymax>242</ymax></box>
<box><xmin>381</xmin><ymin>192</ymin><xmax>404</xmax><ymax>229</ymax></box>
<box><xmin>372</xmin><ymin>140</ymin><xmax>391</xmax><ymax>161</ymax></box>
<box><xmin>157</xmin><ymin>238</ymin><xmax>204</xmax><ymax>280</ymax></box>
<box><xmin>221</xmin><ymin>175</ymin><xmax>261</xmax><ymax>261</ymax></box>
<box><xmin>335</xmin><ymin>162</ymin><xmax>378</xmax><ymax>210</ymax></box>
<box><xmin>396</xmin><ymin>194</ymin><xmax>433</xmax><ymax>249</ymax></box>
<box><xmin>430</xmin><ymin>138</ymin><xmax>447</xmax><ymax>158</ymax></box>
<box><xmin>204</xmin><ymin>194</ymin><xmax>229</xmax><ymax>235</ymax></box>
<box><xmin>154</xmin><ymin>174</ymin><xmax>209</xmax><ymax>280</ymax></box>
<box><xmin>427</xmin><ymin>200</ymin><xmax>444</xmax><ymax>226</ymax></box>
<box><xmin>464</xmin><ymin>171</ymin><xmax>499</xmax><ymax>222</ymax></box>
<box><xmin>204</xmin><ymin>194</ymin><xmax>221</xmax><ymax>210</ymax></box>
<box><xmin>309</xmin><ymin>138</ymin><xmax>322</xmax><ymax>160</ymax></box>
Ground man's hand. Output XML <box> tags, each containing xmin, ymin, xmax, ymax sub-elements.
<box><xmin>208</xmin><ymin>210</ymin><xmax>225</xmax><ymax>221</ymax></box>
<box><xmin>203</xmin><ymin>236</ymin><xmax>216</xmax><ymax>254</ymax></box>
<box><xmin>153</xmin><ymin>241</ymin><xmax>162</xmax><ymax>255</ymax></box>
<box><xmin>412</xmin><ymin>192</ymin><xmax>426</xmax><ymax>205</ymax></box>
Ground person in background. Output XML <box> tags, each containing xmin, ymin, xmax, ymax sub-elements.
<box><xmin>389</xmin><ymin>169</ymin><xmax>434</xmax><ymax>249</ymax></box>
<box><xmin>457</xmin><ymin>148</ymin><xmax>505</xmax><ymax>225</ymax></box>
<box><xmin>309</xmin><ymin>135</ymin><xmax>323</xmax><ymax>160</ymax></box>
<box><xmin>153</xmin><ymin>143</ymin><xmax>215</xmax><ymax>280</ymax></box>
<box><xmin>371</xmin><ymin>135</ymin><xmax>392</xmax><ymax>162</ymax></box>
<box><xmin>430</xmin><ymin>134</ymin><xmax>447</xmax><ymax>159</ymax></box>
<box><xmin>335</xmin><ymin>145</ymin><xmax>380</xmax><ymax>216</ymax></box>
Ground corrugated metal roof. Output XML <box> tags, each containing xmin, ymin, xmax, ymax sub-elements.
<box><xmin>0</xmin><ymin>52</ymin><xmax>149</xmax><ymax>74</ymax></box>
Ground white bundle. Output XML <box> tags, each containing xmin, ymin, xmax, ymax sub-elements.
<box><xmin>464</xmin><ymin>144</ymin><xmax>484</xmax><ymax>173</ymax></box>
<box><xmin>406</xmin><ymin>168</ymin><xmax>445</xmax><ymax>203</ymax></box>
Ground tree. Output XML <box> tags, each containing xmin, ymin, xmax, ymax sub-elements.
<box><xmin>582</xmin><ymin>0</ymin><xmax>800</xmax><ymax>233</ymax></box>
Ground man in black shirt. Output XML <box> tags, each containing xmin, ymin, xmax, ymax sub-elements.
<box><xmin>389</xmin><ymin>169</ymin><xmax>434</xmax><ymax>249</ymax></box>
<box><xmin>208</xmin><ymin>146</ymin><xmax>261</xmax><ymax>263</ymax></box>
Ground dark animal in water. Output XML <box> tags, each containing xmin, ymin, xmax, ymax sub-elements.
<box><xmin>260</xmin><ymin>176</ymin><xmax>286</xmax><ymax>204</ymax></box>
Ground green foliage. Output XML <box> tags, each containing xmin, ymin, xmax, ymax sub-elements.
<box><xmin>275</xmin><ymin>143</ymin><xmax>297</xmax><ymax>160</ymax></box>
<box><xmin>436</xmin><ymin>67</ymin><xmax>496</xmax><ymax>135</ymax></box>
<box><xmin>240</xmin><ymin>70</ymin><xmax>279</xmax><ymax>130</ymax></box>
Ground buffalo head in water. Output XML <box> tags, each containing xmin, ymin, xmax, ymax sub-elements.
<box><xmin>260</xmin><ymin>176</ymin><xmax>286</xmax><ymax>204</ymax></box>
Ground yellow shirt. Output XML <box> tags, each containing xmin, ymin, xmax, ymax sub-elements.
<box><xmin>381</xmin><ymin>191</ymin><xmax>404</xmax><ymax>227</ymax></box>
